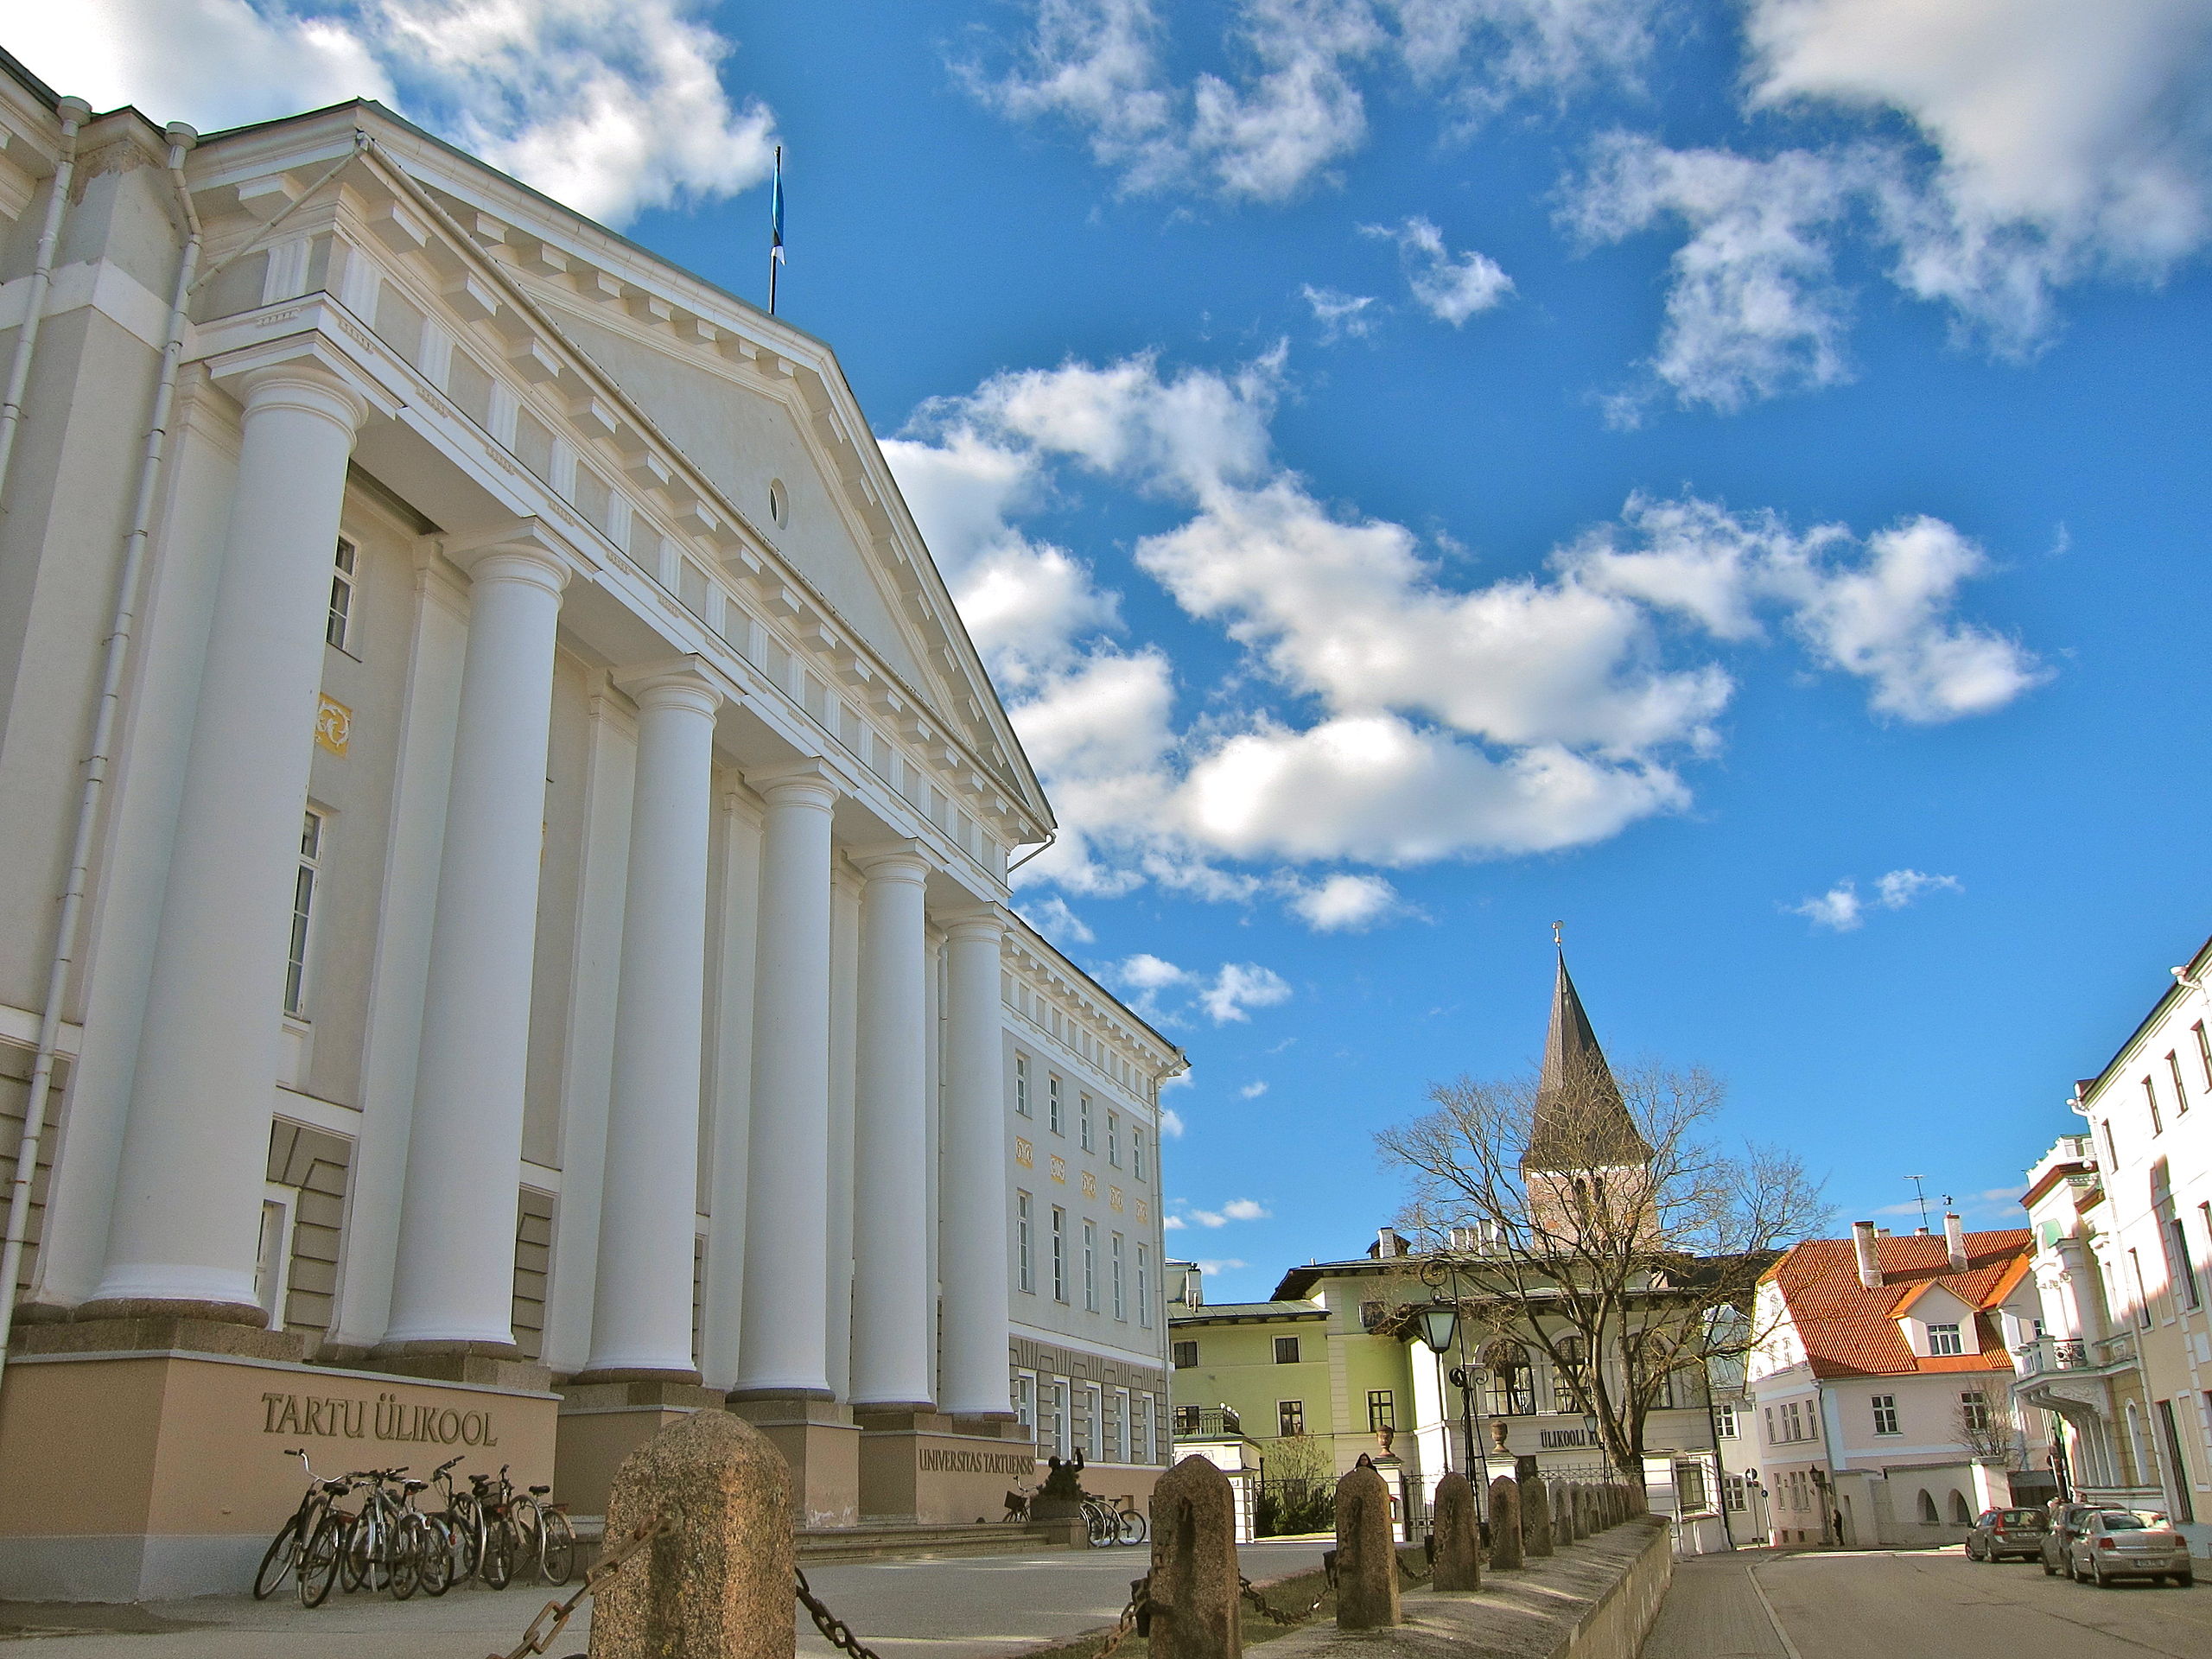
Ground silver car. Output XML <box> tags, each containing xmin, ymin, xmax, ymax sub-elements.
<box><xmin>2058</xmin><ymin>1510</ymin><xmax>2194</xmax><ymax>1588</ymax></box>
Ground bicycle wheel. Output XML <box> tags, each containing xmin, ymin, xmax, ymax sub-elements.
<box><xmin>1117</xmin><ymin>1509</ymin><xmax>1147</xmax><ymax>1546</ymax></box>
<box><xmin>416</xmin><ymin>1516</ymin><xmax>456</xmax><ymax>1599</ymax></box>
<box><xmin>537</xmin><ymin>1508</ymin><xmax>576</xmax><ymax>1587</ymax></box>
<box><xmin>445</xmin><ymin>1497</ymin><xmax>481</xmax><ymax>1581</ymax></box>
<box><xmin>346</xmin><ymin>1510</ymin><xmax>388</xmax><ymax>1593</ymax></box>
<box><xmin>298</xmin><ymin>1513</ymin><xmax>344</xmax><ymax>1609</ymax></box>
<box><xmin>509</xmin><ymin>1503</ymin><xmax>544</xmax><ymax>1585</ymax></box>
<box><xmin>1084</xmin><ymin>1502</ymin><xmax>1114</xmax><ymax>1547</ymax></box>
<box><xmin>386</xmin><ymin>1513</ymin><xmax>421</xmax><ymax>1601</ymax></box>
<box><xmin>480</xmin><ymin>1515</ymin><xmax>517</xmax><ymax>1589</ymax></box>
<box><xmin>253</xmin><ymin>1516</ymin><xmax>301</xmax><ymax>1599</ymax></box>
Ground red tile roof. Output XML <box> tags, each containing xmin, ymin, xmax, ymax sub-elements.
<box><xmin>1764</xmin><ymin>1230</ymin><xmax>2033</xmax><ymax>1380</ymax></box>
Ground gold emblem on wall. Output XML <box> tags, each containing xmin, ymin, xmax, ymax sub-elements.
<box><xmin>1049</xmin><ymin>1154</ymin><xmax>1066</xmax><ymax>1185</ymax></box>
<box><xmin>1081</xmin><ymin>1171</ymin><xmax>1096</xmax><ymax>1199</ymax></box>
<box><xmin>1014</xmin><ymin>1137</ymin><xmax>1033</xmax><ymax>1168</ymax></box>
<box><xmin>1109</xmin><ymin>1186</ymin><xmax>1123</xmax><ymax>1212</ymax></box>
<box><xmin>315</xmin><ymin>694</ymin><xmax>353</xmax><ymax>756</ymax></box>
<box><xmin>1135</xmin><ymin>1199</ymin><xmax>1148</xmax><ymax>1223</ymax></box>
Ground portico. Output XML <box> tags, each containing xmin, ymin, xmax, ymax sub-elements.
<box><xmin>0</xmin><ymin>77</ymin><xmax>1177</xmax><ymax>1598</ymax></box>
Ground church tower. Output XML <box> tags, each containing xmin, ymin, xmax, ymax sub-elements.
<box><xmin>1522</xmin><ymin>952</ymin><xmax>1653</xmax><ymax>1246</ymax></box>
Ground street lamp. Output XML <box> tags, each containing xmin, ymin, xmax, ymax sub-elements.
<box><xmin>1415</xmin><ymin>1297</ymin><xmax>1459</xmax><ymax>1357</ymax></box>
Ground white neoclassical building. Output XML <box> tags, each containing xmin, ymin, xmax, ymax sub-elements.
<box><xmin>0</xmin><ymin>55</ymin><xmax>1179</xmax><ymax>1598</ymax></box>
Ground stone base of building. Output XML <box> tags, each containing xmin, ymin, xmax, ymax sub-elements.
<box><xmin>854</xmin><ymin>1408</ymin><xmax>1039</xmax><ymax>1525</ymax></box>
<box><xmin>727</xmin><ymin>1393</ymin><xmax>861</xmax><ymax>1529</ymax></box>
<box><xmin>0</xmin><ymin>1328</ymin><xmax>559</xmax><ymax>1601</ymax></box>
<box><xmin>554</xmin><ymin>1377</ymin><xmax>726</xmax><ymax>1516</ymax></box>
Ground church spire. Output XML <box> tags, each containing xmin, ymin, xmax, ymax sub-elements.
<box><xmin>1524</xmin><ymin>950</ymin><xmax>1652</xmax><ymax>1173</ymax></box>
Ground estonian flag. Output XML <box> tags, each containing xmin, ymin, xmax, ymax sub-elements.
<box><xmin>770</xmin><ymin>147</ymin><xmax>785</xmax><ymax>266</ymax></box>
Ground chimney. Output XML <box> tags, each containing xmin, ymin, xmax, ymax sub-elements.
<box><xmin>1376</xmin><ymin>1228</ymin><xmax>1402</xmax><ymax>1260</ymax></box>
<box><xmin>1852</xmin><ymin>1221</ymin><xmax>1884</xmax><ymax>1290</ymax></box>
<box><xmin>1944</xmin><ymin>1212</ymin><xmax>1969</xmax><ymax>1274</ymax></box>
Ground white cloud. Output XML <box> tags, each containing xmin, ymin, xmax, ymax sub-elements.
<box><xmin>1103</xmin><ymin>955</ymin><xmax>1294</xmax><ymax>1025</ymax></box>
<box><xmin>887</xmin><ymin>350</ymin><xmax>2038</xmax><ymax>903</ymax></box>
<box><xmin>1195</xmin><ymin>1258</ymin><xmax>1249</xmax><ymax>1275</ymax></box>
<box><xmin>14</xmin><ymin>1</ymin><xmax>778</xmax><ymax>224</ymax></box>
<box><xmin>1160</xmin><ymin>1107</ymin><xmax>1187</xmax><ymax>1137</ymax></box>
<box><xmin>1016</xmin><ymin>895</ymin><xmax>1096</xmax><ymax>944</ymax></box>
<box><xmin>969</xmin><ymin>0</ymin><xmax>1654</xmax><ymax>202</ymax></box>
<box><xmin>1179</xmin><ymin>1198</ymin><xmax>1272</xmax><ymax>1227</ymax></box>
<box><xmin>1301</xmin><ymin>284</ymin><xmax>1381</xmax><ymax>341</ymax></box>
<box><xmin>1163</xmin><ymin>1215</ymin><xmax>1187</xmax><ymax>1230</ymax></box>
<box><xmin>1239</xmin><ymin>1080</ymin><xmax>1270</xmax><ymax>1098</ymax></box>
<box><xmin>1363</xmin><ymin>216</ymin><xmax>1514</xmax><ymax>324</ymax></box>
<box><xmin>1221</xmin><ymin>1198</ymin><xmax>1271</xmax><ymax>1221</ymax></box>
<box><xmin>1285</xmin><ymin>873</ymin><xmax>1402</xmax><ymax>931</ymax></box>
<box><xmin>1790</xmin><ymin>866</ymin><xmax>1961</xmax><ymax>931</ymax></box>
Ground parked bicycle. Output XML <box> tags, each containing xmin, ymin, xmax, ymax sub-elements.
<box><xmin>1080</xmin><ymin>1492</ymin><xmax>1147</xmax><ymax>1547</ymax></box>
<box><xmin>253</xmin><ymin>1449</ymin><xmax>348</xmax><ymax>1602</ymax></box>
<box><xmin>467</xmin><ymin>1464</ymin><xmax>572</xmax><ymax>1588</ymax></box>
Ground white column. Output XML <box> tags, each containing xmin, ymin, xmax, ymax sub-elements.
<box><xmin>848</xmin><ymin>847</ymin><xmax>932</xmax><ymax>1408</ymax></box>
<box><xmin>938</xmin><ymin>910</ymin><xmax>1011</xmax><ymax>1417</ymax></box>
<box><xmin>732</xmin><ymin>765</ymin><xmax>839</xmax><ymax>1398</ymax></box>
<box><xmin>699</xmin><ymin>796</ymin><xmax>761</xmax><ymax>1392</ymax></box>
<box><xmin>581</xmin><ymin>661</ymin><xmax>723</xmax><ymax>1378</ymax></box>
<box><xmin>91</xmin><ymin>362</ymin><xmax>368</xmax><ymax>1315</ymax></box>
<box><xmin>383</xmin><ymin>528</ymin><xmax>573</xmax><ymax>1350</ymax></box>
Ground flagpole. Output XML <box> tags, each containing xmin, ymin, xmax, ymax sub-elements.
<box><xmin>768</xmin><ymin>144</ymin><xmax>782</xmax><ymax>317</ymax></box>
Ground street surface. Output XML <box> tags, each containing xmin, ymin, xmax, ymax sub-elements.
<box><xmin>1647</xmin><ymin>1545</ymin><xmax>2211</xmax><ymax>1659</ymax></box>
<box><xmin>0</xmin><ymin>1541</ymin><xmax>1332</xmax><ymax>1657</ymax></box>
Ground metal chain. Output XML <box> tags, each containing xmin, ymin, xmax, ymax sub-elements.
<box><xmin>1087</xmin><ymin>1576</ymin><xmax>1148</xmax><ymax>1659</ymax></box>
<box><xmin>1237</xmin><ymin>1573</ymin><xmax>1326</xmax><ymax>1626</ymax></box>
<box><xmin>796</xmin><ymin>1567</ymin><xmax>892</xmax><ymax>1659</ymax></box>
<box><xmin>486</xmin><ymin>1514</ymin><xmax>671</xmax><ymax>1659</ymax></box>
<box><xmin>1396</xmin><ymin>1549</ymin><xmax>1433</xmax><ymax>1583</ymax></box>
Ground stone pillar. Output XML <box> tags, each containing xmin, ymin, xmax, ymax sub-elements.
<box><xmin>733</xmin><ymin>766</ymin><xmax>838</xmax><ymax>1399</ymax></box>
<box><xmin>1147</xmin><ymin>1455</ymin><xmax>1241</xmax><ymax>1659</ymax></box>
<box><xmin>1335</xmin><ymin>1460</ymin><xmax>1400</xmax><ymax>1629</ymax></box>
<box><xmin>381</xmin><ymin>526</ymin><xmax>575</xmax><ymax>1370</ymax></box>
<box><xmin>581</xmin><ymin>663</ymin><xmax>725</xmax><ymax>1381</ymax></box>
<box><xmin>938</xmin><ymin>910</ymin><xmax>1010</xmax><ymax>1417</ymax></box>
<box><xmin>1488</xmin><ymin>1476</ymin><xmax>1523</xmax><ymax>1569</ymax></box>
<box><xmin>88</xmin><ymin>362</ymin><xmax>368</xmax><ymax>1324</ymax></box>
<box><xmin>588</xmin><ymin>1410</ymin><xmax>794</xmax><ymax>1659</ymax></box>
<box><xmin>1554</xmin><ymin>1480</ymin><xmax>1577</xmax><ymax>1543</ymax></box>
<box><xmin>849</xmin><ymin>846</ymin><xmax>933</xmax><ymax>1408</ymax></box>
<box><xmin>1517</xmin><ymin>1457</ymin><xmax>1553</xmax><ymax>1558</ymax></box>
<box><xmin>1431</xmin><ymin>1470</ymin><xmax>1480</xmax><ymax>1590</ymax></box>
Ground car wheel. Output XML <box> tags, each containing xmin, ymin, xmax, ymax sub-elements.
<box><xmin>2094</xmin><ymin>1561</ymin><xmax>2113</xmax><ymax>1589</ymax></box>
<box><xmin>2042</xmin><ymin>1556</ymin><xmax>2058</xmax><ymax>1576</ymax></box>
<box><xmin>2175</xmin><ymin>1571</ymin><xmax>2193</xmax><ymax>1588</ymax></box>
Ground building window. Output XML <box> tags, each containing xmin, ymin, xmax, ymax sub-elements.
<box><xmin>1172</xmin><ymin>1339</ymin><xmax>1198</xmax><ymax>1369</ymax></box>
<box><xmin>285</xmin><ymin>810</ymin><xmax>326</xmax><ymax>1016</ymax></box>
<box><xmin>1111</xmin><ymin>1232</ymin><xmax>1127</xmax><ymax>1319</ymax></box>
<box><xmin>1016</xmin><ymin>1054</ymin><xmax>1032</xmax><ymax>1117</ymax></box>
<box><xmin>1108</xmin><ymin>1390</ymin><xmax>1128</xmax><ymax>1462</ymax></box>
<box><xmin>326</xmin><ymin>538</ymin><xmax>359</xmax><ymax>652</ymax></box>
<box><xmin>1174</xmin><ymin>1403</ymin><xmax>1200</xmax><ymax>1436</ymax></box>
<box><xmin>1135</xmin><ymin>1395</ymin><xmax>1154</xmax><ymax>1464</ymax></box>
<box><xmin>1013</xmin><ymin>1372</ymin><xmax>1036</xmax><ymax>1430</ymax></box>
<box><xmin>1368</xmin><ymin>1389</ymin><xmax>1395</xmax><ymax>1433</ymax></box>
<box><xmin>1763</xmin><ymin>1405</ymin><xmax>1777</xmax><ymax>1444</ymax></box>
<box><xmin>1274</xmin><ymin>1336</ymin><xmax>1300</xmax><ymax>1364</ymax></box>
<box><xmin>1083</xmin><ymin>1220</ymin><xmax>1098</xmax><ymax>1312</ymax></box>
<box><xmin>2145</xmin><ymin>1076</ymin><xmax>2164</xmax><ymax>1135</ymax></box>
<box><xmin>2170</xmin><ymin>1050</ymin><xmax>2190</xmax><ymax>1116</ymax></box>
<box><xmin>1138</xmin><ymin>1244</ymin><xmax>1152</xmax><ymax>1328</ymax></box>
<box><xmin>1043</xmin><ymin>1381</ymin><xmax>1070</xmax><ymax>1459</ymax></box>
<box><xmin>1133</xmin><ymin>1129</ymin><xmax>1147</xmax><ymax>1183</ymax></box>
<box><xmin>1713</xmin><ymin>1403</ymin><xmax>1738</xmax><ymax>1438</ymax></box>
<box><xmin>1049</xmin><ymin>1076</ymin><xmax>1064</xmax><ymax>1136</ymax></box>
<box><xmin>1927</xmin><ymin>1323</ymin><xmax>1963</xmax><ymax>1356</ymax></box>
<box><xmin>1016</xmin><ymin>1192</ymin><xmax>1034</xmax><ymax>1294</ymax></box>
<box><xmin>1961</xmin><ymin>1390</ymin><xmax>1992</xmax><ymax>1433</ymax></box>
<box><xmin>1485</xmin><ymin>1344</ymin><xmax>1536</xmax><ymax>1417</ymax></box>
<box><xmin>1872</xmin><ymin>1395</ymin><xmax>1899</xmax><ymax>1435</ymax></box>
<box><xmin>1084</xmin><ymin>1383</ymin><xmax>1103</xmax><ymax>1459</ymax></box>
<box><xmin>1080</xmin><ymin>1093</ymin><xmax>1093</xmax><ymax>1150</ymax></box>
<box><xmin>1675</xmin><ymin>1461</ymin><xmax>1709</xmax><ymax>1513</ymax></box>
<box><xmin>1051</xmin><ymin>1206</ymin><xmax>1068</xmax><ymax>1301</ymax></box>
<box><xmin>2130</xmin><ymin>1249</ymin><xmax>2154</xmax><ymax>1327</ymax></box>
<box><xmin>1278</xmin><ymin>1400</ymin><xmax>1305</xmax><ymax>1437</ymax></box>
<box><xmin>2101</xmin><ymin>1116</ymin><xmax>2120</xmax><ymax>1170</ymax></box>
<box><xmin>2166</xmin><ymin>1215</ymin><xmax>2202</xmax><ymax>1310</ymax></box>
<box><xmin>1108</xmin><ymin>1110</ymin><xmax>1122</xmax><ymax>1166</ymax></box>
<box><xmin>2196</xmin><ymin>1022</ymin><xmax>2212</xmax><ymax>1091</ymax></box>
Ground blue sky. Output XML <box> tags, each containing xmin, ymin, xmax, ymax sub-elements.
<box><xmin>29</xmin><ymin>1</ymin><xmax>2212</xmax><ymax>1301</ymax></box>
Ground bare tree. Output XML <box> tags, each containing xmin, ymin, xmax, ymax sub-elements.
<box><xmin>1376</xmin><ymin>1057</ymin><xmax>1827</xmax><ymax>1477</ymax></box>
<box><xmin>1956</xmin><ymin>1388</ymin><xmax>2023</xmax><ymax>1466</ymax></box>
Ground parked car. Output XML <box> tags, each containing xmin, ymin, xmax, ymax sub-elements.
<box><xmin>2039</xmin><ymin>1504</ymin><xmax>2099</xmax><ymax>1575</ymax></box>
<box><xmin>1965</xmin><ymin>1507</ymin><xmax>2049</xmax><ymax>1561</ymax></box>
<box><xmin>2050</xmin><ymin>1509</ymin><xmax>2193</xmax><ymax>1587</ymax></box>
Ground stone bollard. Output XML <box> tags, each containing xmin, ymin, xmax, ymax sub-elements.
<box><xmin>1147</xmin><ymin>1455</ymin><xmax>1242</xmax><ymax>1659</ymax></box>
<box><xmin>1517</xmin><ymin>1465</ymin><xmax>1553</xmax><ymax>1559</ymax></box>
<box><xmin>588</xmin><ymin>1408</ymin><xmax>793</xmax><ymax>1659</ymax></box>
<box><xmin>1487</xmin><ymin>1475</ymin><xmax>1523</xmax><ymax>1570</ymax></box>
<box><xmin>1430</xmin><ymin>1471</ymin><xmax>1480</xmax><ymax>1591</ymax></box>
<box><xmin>1334</xmin><ymin>1459</ymin><xmax>1401</xmax><ymax>1630</ymax></box>
<box><xmin>1552</xmin><ymin>1481</ymin><xmax>1576</xmax><ymax>1544</ymax></box>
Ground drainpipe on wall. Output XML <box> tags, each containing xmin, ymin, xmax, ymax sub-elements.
<box><xmin>0</xmin><ymin>96</ymin><xmax>90</xmax><ymax>512</ymax></box>
<box><xmin>0</xmin><ymin>122</ymin><xmax>200</xmax><ymax>1392</ymax></box>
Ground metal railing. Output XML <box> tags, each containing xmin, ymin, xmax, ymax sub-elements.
<box><xmin>2013</xmin><ymin>1332</ymin><xmax>2138</xmax><ymax>1376</ymax></box>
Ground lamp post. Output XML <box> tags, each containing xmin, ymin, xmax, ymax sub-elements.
<box><xmin>1412</xmin><ymin>1281</ymin><xmax>1491</xmax><ymax>1517</ymax></box>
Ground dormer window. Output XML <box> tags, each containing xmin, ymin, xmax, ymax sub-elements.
<box><xmin>1927</xmin><ymin>1321</ymin><xmax>1964</xmax><ymax>1356</ymax></box>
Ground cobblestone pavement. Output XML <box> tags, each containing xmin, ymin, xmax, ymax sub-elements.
<box><xmin>1647</xmin><ymin>1545</ymin><xmax>2211</xmax><ymax>1659</ymax></box>
<box><xmin>0</xmin><ymin>1541</ymin><xmax>1332</xmax><ymax>1657</ymax></box>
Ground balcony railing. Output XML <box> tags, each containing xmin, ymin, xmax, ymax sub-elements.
<box><xmin>2092</xmin><ymin>1330</ymin><xmax>2138</xmax><ymax>1367</ymax></box>
<box><xmin>1171</xmin><ymin>1406</ymin><xmax>1244</xmax><ymax>1440</ymax></box>
<box><xmin>2012</xmin><ymin>1332</ymin><xmax>2136</xmax><ymax>1376</ymax></box>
